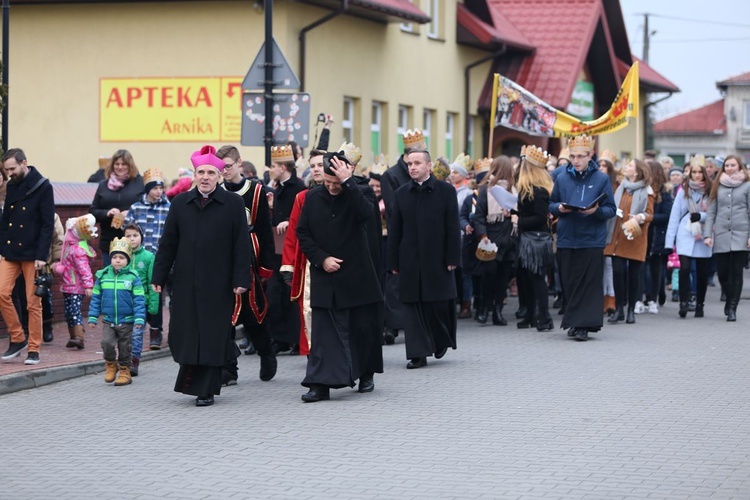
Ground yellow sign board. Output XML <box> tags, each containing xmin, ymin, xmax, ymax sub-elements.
<box><xmin>100</xmin><ymin>77</ymin><xmax>243</xmax><ymax>142</ymax></box>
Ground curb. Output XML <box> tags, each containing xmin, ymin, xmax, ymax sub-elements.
<box><xmin>0</xmin><ymin>348</ymin><xmax>172</xmax><ymax>397</ymax></box>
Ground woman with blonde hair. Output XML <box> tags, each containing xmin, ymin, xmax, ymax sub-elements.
<box><xmin>703</xmin><ymin>155</ymin><xmax>750</xmax><ymax>321</ymax></box>
<box><xmin>604</xmin><ymin>159</ymin><xmax>654</xmax><ymax>324</ymax></box>
<box><xmin>89</xmin><ymin>150</ymin><xmax>144</xmax><ymax>265</ymax></box>
<box><xmin>513</xmin><ymin>146</ymin><xmax>554</xmax><ymax>330</ymax></box>
<box><xmin>473</xmin><ymin>156</ymin><xmax>516</xmax><ymax>326</ymax></box>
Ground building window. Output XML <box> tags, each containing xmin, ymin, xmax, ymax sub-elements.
<box><xmin>467</xmin><ymin>115</ymin><xmax>475</xmax><ymax>157</ymax></box>
<box><xmin>397</xmin><ymin>105</ymin><xmax>411</xmax><ymax>153</ymax></box>
<box><xmin>423</xmin><ymin>109</ymin><xmax>434</xmax><ymax>149</ymax></box>
<box><xmin>744</xmin><ymin>101</ymin><xmax>750</xmax><ymax>129</ymax></box>
<box><xmin>371</xmin><ymin>102</ymin><xmax>383</xmax><ymax>157</ymax></box>
<box><xmin>427</xmin><ymin>0</ymin><xmax>442</xmax><ymax>39</ymax></box>
<box><xmin>445</xmin><ymin>113</ymin><xmax>455</xmax><ymax>160</ymax></box>
<box><xmin>342</xmin><ymin>97</ymin><xmax>355</xmax><ymax>143</ymax></box>
<box><xmin>400</xmin><ymin>0</ymin><xmax>416</xmax><ymax>33</ymax></box>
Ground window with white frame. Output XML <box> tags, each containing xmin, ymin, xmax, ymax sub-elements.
<box><xmin>400</xmin><ymin>0</ymin><xmax>415</xmax><ymax>33</ymax></box>
<box><xmin>744</xmin><ymin>101</ymin><xmax>750</xmax><ymax>129</ymax></box>
<box><xmin>427</xmin><ymin>0</ymin><xmax>441</xmax><ymax>39</ymax></box>
<box><xmin>371</xmin><ymin>102</ymin><xmax>383</xmax><ymax>157</ymax></box>
<box><xmin>342</xmin><ymin>97</ymin><xmax>355</xmax><ymax>143</ymax></box>
<box><xmin>445</xmin><ymin>113</ymin><xmax>455</xmax><ymax>160</ymax></box>
<box><xmin>397</xmin><ymin>105</ymin><xmax>410</xmax><ymax>153</ymax></box>
<box><xmin>423</xmin><ymin>109</ymin><xmax>434</xmax><ymax>149</ymax></box>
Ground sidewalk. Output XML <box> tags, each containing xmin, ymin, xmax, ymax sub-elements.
<box><xmin>0</xmin><ymin>311</ymin><xmax>172</xmax><ymax>395</ymax></box>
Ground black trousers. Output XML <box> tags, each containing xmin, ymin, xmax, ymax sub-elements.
<box><xmin>481</xmin><ymin>260</ymin><xmax>512</xmax><ymax>308</ymax></box>
<box><xmin>517</xmin><ymin>267</ymin><xmax>550</xmax><ymax>320</ymax></box>
<box><xmin>679</xmin><ymin>255</ymin><xmax>709</xmax><ymax>304</ymax></box>
<box><xmin>715</xmin><ymin>251</ymin><xmax>747</xmax><ymax>307</ymax></box>
<box><xmin>223</xmin><ymin>290</ymin><xmax>273</xmax><ymax>381</ymax></box>
<box><xmin>645</xmin><ymin>254</ymin><xmax>667</xmax><ymax>304</ymax></box>
<box><xmin>611</xmin><ymin>257</ymin><xmax>644</xmax><ymax>310</ymax></box>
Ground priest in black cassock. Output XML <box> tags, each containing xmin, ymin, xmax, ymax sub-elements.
<box><xmin>387</xmin><ymin>148</ymin><xmax>461</xmax><ymax>369</ymax></box>
<box><xmin>152</xmin><ymin>145</ymin><xmax>252</xmax><ymax>407</ymax></box>
<box><xmin>295</xmin><ymin>153</ymin><xmax>384</xmax><ymax>402</ymax></box>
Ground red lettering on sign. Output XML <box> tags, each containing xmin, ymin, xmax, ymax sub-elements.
<box><xmin>127</xmin><ymin>87</ymin><xmax>142</xmax><ymax>107</ymax></box>
<box><xmin>106</xmin><ymin>88</ymin><xmax>123</xmax><ymax>108</ymax></box>
<box><xmin>196</xmin><ymin>87</ymin><xmax>212</xmax><ymax>107</ymax></box>
<box><xmin>177</xmin><ymin>87</ymin><xmax>193</xmax><ymax>107</ymax></box>
<box><xmin>162</xmin><ymin>87</ymin><xmax>173</xmax><ymax>108</ymax></box>
<box><xmin>144</xmin><ymin>87</ymin><xmax>158</xmax><ymax>107</ymax></box>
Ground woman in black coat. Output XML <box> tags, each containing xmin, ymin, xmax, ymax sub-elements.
<box><xmin>474</xmin><ymin>156</ymin><xmax>517</xmax><ymax>326</ymax></box>
<box><xmin>89</xmin><ymin>150</ymin><xmax>144</xmax><ymax>265</ymax></box>
<box><xmin>644</xmin><ymin>160</ymin><xmax>674</xmax><ymax>313</ymax></box>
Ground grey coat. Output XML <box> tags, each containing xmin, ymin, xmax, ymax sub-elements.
<box><xmin>704</xmin><ymin>181</ymin><xmax>750</xmax><ymax>254</ymax></box>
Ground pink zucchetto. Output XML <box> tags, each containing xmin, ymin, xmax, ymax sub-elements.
<box><xmin>190</xmin><ymin>145</ymin><xmax>226</xmax><ymax>171</ymax></box>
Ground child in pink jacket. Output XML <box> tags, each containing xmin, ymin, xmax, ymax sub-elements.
<box><xmin>53</xmin><ymin>214</ymin><xmax>97</xmax><ymax>349</ymax></box>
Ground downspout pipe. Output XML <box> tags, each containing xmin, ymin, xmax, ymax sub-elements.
<box><xmin>643</xmin><ymin>92</ymin><xmax>673</xmax><ymax>152</ymax></box>
<box><xmin>300</xmin><ymin>1</ymin><xmax>348</xmax><ymax>92</ymax></box>
<box><xmin>464</xmin><ymin>45</ymin><xmax>506</xmax><ymax>154</ymax></box>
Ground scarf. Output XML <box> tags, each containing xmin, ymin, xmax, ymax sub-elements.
<box><xmin>486</xmin><ymin>179</ymin><xmax>509</xmax><ymax>224</ymax></box>
<box><xmin>686</xmin><ymin>182</ymin><xmax>707</xmax><ymax>240</ymax></box>
<box><xmin>607</xmin><ymin>179</ymin><xmax>650</xmax><ymax>244</ymax></box>
<box><xmin>719</xmin><ymin>171</ymin><xmax>746</xmax><ymax>188</ymax></box>
<box><xmin>107</xmin><ymin>172</ymin><xmax>129</xmax><ymax>191</ymax></box>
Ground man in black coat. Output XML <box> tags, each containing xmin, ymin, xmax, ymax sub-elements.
<box><xmin>387</xmin><ymin>148</ymin><xmax>461</xmax><ymax>369</ymax></box>
<box><xmin>152</xmin><ymin>145</ymin><xmax>252</xmax><ymax>407</ymax></box>
<box><xmin>296</xmin><ymin>154</ymin><xmax>383</xmax><ymax>402</ymax></box>
<box><xmin>0</xmin><ymin>149</ymin><xmax>55</xmax><ymax>365</ymax></box>
<box><xmin>266</xmin><ymin>146</ymin><xmax>306</xmax><ymax>354</ymax></box>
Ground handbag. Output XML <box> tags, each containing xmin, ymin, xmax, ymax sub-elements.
<box><xmin>518</xmin><ymin>230</ymin><xmax>553</xmax><ymax>275</ymax></box>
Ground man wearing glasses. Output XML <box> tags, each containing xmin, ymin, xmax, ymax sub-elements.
<box><xmin>549</xmin><ymin>135</ymin><xmax>616</xmax><ymax>341</ymax></box>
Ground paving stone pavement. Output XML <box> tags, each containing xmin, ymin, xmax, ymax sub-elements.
<box><xmin>1</xmin><ymin>284</ymin><xmax>749</xmax><ymax>499</ymax></box>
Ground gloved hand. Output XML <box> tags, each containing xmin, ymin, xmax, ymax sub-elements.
<box><xmin>690</xmin><ymin>213</ymin><xmax>701</xmax><ymax>222</ymax></box>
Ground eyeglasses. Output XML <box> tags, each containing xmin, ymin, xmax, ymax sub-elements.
<box><xmin>569</xmin><ymin>154</ymin><xmax>590</xmax><ymax>161</ymax></box>
<box><xmin>223</xmin><ymin>160</ymin><xmax>237</xmax><ymax>170</ymax></box>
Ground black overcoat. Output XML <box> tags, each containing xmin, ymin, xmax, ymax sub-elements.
<box><xmin>89</xmin><ymin>175</ymin><xmax>144</xmax><ymax>252</ymax></box>
<box><xmin>296</xmin><ymin>179</ymin><xmax>383</xmax><ymax>309</ymax></box>
<box><xmin>271</xmin><ymin>174</ymin><xmax>306</xmax><ymax>226</ymax></box>
<box><xmin>387</xmin><ymin>175</ymin><xmax>461</xmax><ymax>303</ymax></box>
<box><xmin>152</xmin><ymin>187</ymin><xmax>252</xmax><ymax>367</ymax></box>
<box><xmin>380</xmin><ymin>155</ymin><xmax>410</xmax><ymax>223</ymax></box>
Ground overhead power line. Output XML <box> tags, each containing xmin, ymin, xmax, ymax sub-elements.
<box><xmin>634</xmin><ymin>13</ymin><xmax>750</xmax><ymax>29</ymax></box>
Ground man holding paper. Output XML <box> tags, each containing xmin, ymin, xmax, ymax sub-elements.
<box><xmin>549</xmin><ymin>135</ymin><xmax>616</xmax><ymax>341</ymax></box>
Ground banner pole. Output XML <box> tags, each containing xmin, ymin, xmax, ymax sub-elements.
<box><xmin>488</xmin><ymin>74</ymin><xmax>499</xmax><ymax>158</ymax></box>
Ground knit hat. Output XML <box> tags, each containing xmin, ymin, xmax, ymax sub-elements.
<box><xmin>668</xmin><ymin>167</ymin><xmax>684</xmax><ymax>178</ymax></box>
<box><xmin>109</xmin><ymin>237</ymin><xmax>132</xmax><ymax>263</ymax></box>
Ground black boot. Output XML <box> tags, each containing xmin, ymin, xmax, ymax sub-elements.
<box><xmin>492</xmin><ymin>305</ymin><xmax>507</xmax><ymax>326</ymax></box>
<box><xmin>536</xmin><ymin>315</ymin><xmax>554</xmax><ymax>331</ymax></box>
<box><xmin>607</xmin><ymin>306</ymin><xmax>625</xmax><ymax>323</ymax></box>
<box><xmin>475</xmin><ymin>304</ymin><xmax>488</xmax><ymax>324</ymax></box>
<box><xmin>515</xmin><ymin>305</ymin><xmax>527</xmax><ymax>319</ymax></box>
<box><xmin>694</xmin><ymin>303</ymin><xmax>704</xmax><ymax>318</ymax></box>
<box><xmin>625</xmin><ymin>307</ymin><xmax>635</xmax><ymax>324</ymax></box>
<box><xmin>727</xmin><ymin>303</ymin><xmax>737</xmax><ymax>322</ymax></box>
<box><xmin>679</xmin><ymin>301</ymin><xmax>689</xmax><ymax>318</ymax></box>
<box><xmin>517</xmin><ymin>310</ymin><xmax>535</xmax><ymax>329</ymax></box>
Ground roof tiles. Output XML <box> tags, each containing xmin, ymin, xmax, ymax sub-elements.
<box><xmin>653</xmin><ymin>99</ymin><xmax>726</xmax><ymax>135</ymax></box>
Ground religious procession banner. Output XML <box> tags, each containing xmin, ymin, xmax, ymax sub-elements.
<box><xmin>490</xmin><ymin>62</ymin><xmax>639</xmax><ymax>138</ymax></box>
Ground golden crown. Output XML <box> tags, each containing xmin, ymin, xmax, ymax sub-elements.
<box><xmin>432</xmin><ymin>157</ymin><xmax>451</xmax><ymax>181</ymax></box>
<box><xmin>599</xmin><ymin>149</ymin><xmax>617</xmax><ymax>166</ymax></box>
<box><xmin>369</xmin><ymin>154</ymin><xmax>389</xmax><ymax>177</ymax></box>
<box><xmin>68</xmin><ymin>214</ymin><xmax>97</xmax><ymax>240</ymax></box>
<box><xmin>453</xmin><ymin>153</ymin><xmax>473</xmax><ymax>171</ymax></box>
<box><xmin>403</xmin><ymin>129</ymin><xmax>426</xmax><ymax>149</ymax></box>
<box><xmin>271</xmin><ymin>145</ymin><xmax>295</xmax><ymax>163</ymax></box>
<box><xmin>143</xmin><ymin>167</ymin><xmax>164</xmax><ymax>185</ymax></box>
<box><xmin>520</xmin><ymin>145</ymin><xmax>549</xmax><ymax>168</ymax></box>
<box><xmin>558</xmin><ymin>147</ymin><xmax>570</xmax><ymax>160</ymax></box>
<box><xmin>474</xmin><ymin>157</ymin><xmax>492</xmax><ymax>173</ymax></box>
<box><xmin>567</xmin><ymin>134</ymin><xmax>595</xmax><ymax>152</ymax></box>
<box><xmin>690</xmin><ymin>154</ymin><xmax>706</xmax><ymax>168</ymax></box>
<box><xmin>109</xmin><ymin>237</ymin><xmax>132</xmax><ymax>260</ymax></box>
<box><xmin>338</xmin><ymin>142</ymin><xmax>363</xmax><ymax>167</ymax></box>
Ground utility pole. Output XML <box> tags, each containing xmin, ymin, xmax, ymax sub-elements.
<box><xmin>263</xmin><ymin>0</ymin><xmax>273</xmax><ymax>167</ymax></box>
<box><xmin>642</xmin><ymin>13</ymin><xmax>650</xmax><ymax>63</ymax></box>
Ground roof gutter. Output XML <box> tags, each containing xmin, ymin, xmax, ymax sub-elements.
<box><xmin>300</xmin><ymin>0</ymin><xmax>349</xmax><ymax>92</ymax></box>
<box><xmin>464</xmin><ymin>45</ymin><xmax>506</xmax><ymax>154</ymax></box>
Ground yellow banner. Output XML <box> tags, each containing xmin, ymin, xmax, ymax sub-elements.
<box><xmin>491</xmin><ymin>62</ymin><xmax>639</xmax><ymax>137</ymax></box>
<box><xmin>100</xmin><ymin>77</ymin><xmax>243</xmax><ymax>142</ymax></box>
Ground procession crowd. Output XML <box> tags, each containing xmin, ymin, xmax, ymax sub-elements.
<box><xmin>0</xmin><ymin>124</ymin><xmax>747</xmax><ymax>405</ymax></box>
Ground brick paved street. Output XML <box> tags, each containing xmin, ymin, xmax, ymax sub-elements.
<box><xmin>1</xmin><ymin>284</ymin><xmax>749</xmax><ymax>499</ymax></box>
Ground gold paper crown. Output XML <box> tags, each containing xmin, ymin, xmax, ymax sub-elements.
<box><xmin>520</xmin><ymin>145</ymin><xmax>549</xmax><ymax>168</ymax></box>
<box><xmin>109</xmin><ymin>237</ymin><xmax>132</xmax><ymax>260</ymax></box>
<box><xmin>98</xmin><ymin>157</ymin><xmax>110</xmax><ymax>169</ymax></box>
<box><xmin>338</xmin><ymin>142</ymin><xmax>363</xmax><ymax>167</ymax></box>
<box><xmin>453</xmin><ymin>153</ymin><xmax>473</xmax><ymax>171</ymax></box>
<box><xmin>567</xmin><ymin>134</ymin><xmax>595</xmax><ymax>151</ymax></box>
<box><xmin>690</xmin><ymin>154</ymin><xmax>706</xmax><ymax>168</ymax></box>
<box><xmin>474</xmin><ymin>157</ymin><xmax>492</xmax><ymax>173</ymax></box>
<box><xmin>143</xmin><ymin>168</ymin><xmax>164</xmax><ymax>186</ymax></box>
<box><xmin>369</xmin><ymin>154</ymin><xmax>389</xmax><ymax>177</ymax></box>
<box><xmin>403</xmin><ymin>129</ymin><xmax>426</xmax><ymax>150</ymax></box>
<box><xmin>432</xmin><ymin>157</ymin><xmax>451</xmax><ymax>181</ymax></box>
<box><xmin>599</xmin><ymin>149</ymin><xmax>617</xmax><ymax>166</ymax></box>
<box><xmin>271</xmin><ymin>145</ymin><xmax>294</xmax><ymax>163</ymax></box>
<box><xmin>68</xmin><ymin>214</ymin><xmax>98</xmax><ymax>241</ymax></box>
<box><xmin>558</xmin><ymin>148</ymin><xmax>570</xmax><ymax>161</ymax></box>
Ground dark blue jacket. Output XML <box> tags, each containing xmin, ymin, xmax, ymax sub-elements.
<box><xmin>549</xmin><ymin>160</ymin><xmax>616</xmax><ymax>249</ymax></box>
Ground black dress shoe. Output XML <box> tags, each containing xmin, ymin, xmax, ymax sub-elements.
<box><xmin>195</xmin><ymin>395</ymin><xmax>214</xmax><ymax>407</ymax></box>
<box><xmin>516</xmin><ymin>318</ymin><xmax>535</xmax><ymax>329</ymax></box>
<box><xmin>607</xmin><ymin>306</ymin><xmax>624</xmax><ymax>324</ymax></box>
<box><xmin>574</xmin><ymin>329</ymin><xmax>589</xmax><ymax>341</ymax></box>
<box><xmin>567</xmin><ymin>328</ymin><xmax>576</xmax><ymax>337</ymax></box>
<box><xmin>383</xmin><ymin>329</ymin><xmax>396</xmax><ymax>345</ymax></box>
<box><xmin>434</xmin><ymin>347</ymin><xmax>448</xmax><ymax>359</ymax></box>
<box><xmin>727</xmin><ymin>307</ymin><xmax>737</xmax><ymax>322</ymax></box>
<box><xmin>238</xmin><ymin>338</ymin><xmax>250</xmax><ymax>350</ymax></box>
<box><xmin>492</xmin><ymin>307</ymin><xmax>508</xmax><ymax>326</ymax></box>
<box><xmin>358</xmin><ymin>377</ymin><xmax>375</xmax><ymax>393</ymax></box>
<box><xmin>694</xmin><ymin>304</ymin><xmax>704</xmax><ymax>318</ymax></box>
<box><xmin>536</xmin><ymin>318</ymin><xmax>554</xmax><ymax>331</ymax></box>
<box><xmin>301</xmin><ymin>386</ymin><xmax>330</xmax><ymax>402</ymax></box>
<box><xmin>259</xmin><ymin>352</ymin><xmax>277</xmax><ymax>381</ymax></box>
<box><xmin>42</xmin><ymin>329</ymin><xmax>54</xmax><ymax>343</ymax></box>
<box><xmin>406</xmin><ymin>357</ymin><xmax>427</xmax><ymax>369</ymax></box>
<box><xmin>475</xmin><ymin>308</ymin><xmax>488</xmax><ymax>324</ymax></box>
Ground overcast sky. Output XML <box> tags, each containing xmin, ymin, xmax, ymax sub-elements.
<box><xmin>620</xmin><ymin>0</ymin><xmax>750</xmax><ymax>121</ymax></box>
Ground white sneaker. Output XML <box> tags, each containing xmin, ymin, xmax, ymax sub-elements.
<box><xmin>647</xmin><ymin>302</ymin><xmax>659</xmax><ymax>314</ymax></box>
<box><xmin>633</xmin><ymin>301</ymin><xmax>645</xmax><ymax>314</ymax></box>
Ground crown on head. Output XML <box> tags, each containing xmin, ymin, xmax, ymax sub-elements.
<box><xmin>453</xmin><ymin>153</ymin><xmax>473</xmax><ymax>171</ymax></box>
<box><xmin>558</xmin><ymin>148</ymin><xmax>570</xmax><ymax>161</ymax></box>
<box><xmin>567</xmin><ymin>134</ymin><xmax>595</xmax><ymax>152</ymax></box>
<box><xmin>271</xmin><ymin>145</ymin><xmax>295</xmax><ymax>163</ymax></box>
<box><xmin>143</xmin><ymin>167</ymin><xmax>164</xmax><ymax>186</ymax></box>
<box><xmin>690</xmin><ymin>154</ymin><xmax>706</xmax><ymax>168</ymax></box>
<box><xmin>369</xmin><ymin>154</ymin><xmax>389</xmax><ymax>177</ymax></box>
<box><xmin>109</xmin><ymin>237</ymin><xmax>132</xmax><ymax>260</ymax></box>
<box><xmin>67</xmin><ymin>214</ymin><xmax>98</xmax><ymax>241</ymax></box>
<box><xmin>599</xmin><ymin>149</ymin><xmax>617</xmax><ymax>166</ymax></box>
<box><xmin>338</xmin><ymin>142</ymin><xmax>362</xmax><ymax>167</ymax></box>
<box><xmin>520</xmin><ymin>145</ymin><xmax>549</xmax><ymax>168</ymax></box>
<box><xmin>474</xmin><ymin>157</ymin><xmax>492</xmax><ymax>173</ymax></box>
<box><xmin>432</xmin><ymin>157</ymin><xmax>451</xmax><ymax>181</ymax></box>
<box><xmin>403</xmin><ymin>129</ymin><xmax>426</xmax><ymax>150</ymax></box>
